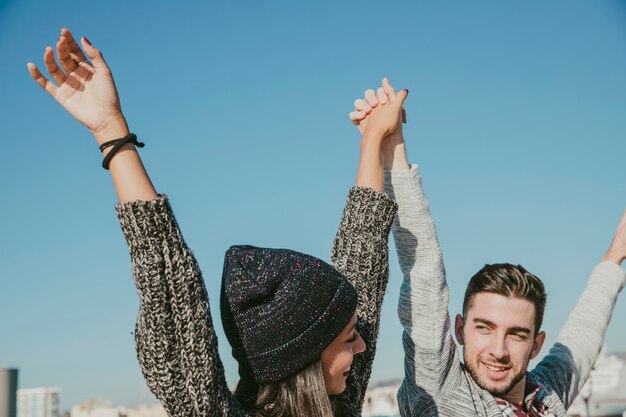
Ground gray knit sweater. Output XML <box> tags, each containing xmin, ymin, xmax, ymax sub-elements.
<box><xmin>384</xmin><ymin>165</ymin><xmax>626</xmax><ymax>417</ymax></box>
<box><xmin>115</xmin><ymin>186</ymin><xmax>398</xmax><ymax>417</ymax></box>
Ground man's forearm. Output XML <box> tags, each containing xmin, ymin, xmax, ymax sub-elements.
<box><xmin>381</xmin><ymin>133</ymin><xmax>410</xmax><ymax>171</ymax></box>
<box><xmin>533</xmin><ymin>260</ymin><xmax>625</xmax><ymax>408</ymax></box>
<box><xmin>385</xmin><ymin>165</ymin><xmax>458</xmax><ymax>394</ymax></box>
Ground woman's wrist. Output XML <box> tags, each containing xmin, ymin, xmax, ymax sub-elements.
<box><xmin>360</xmin><ymin>129</ymin><xmax>385</xmax><ymax>148</ymax></box>
<box><xmin>91</xmin><ymin>116</ymin><xmax>140</xmax><ymax>167</ymax></box>
<box><xmin>91</xmin><ymin>115</ymin><xmax>130</xmax><ymax>145</ymax></box>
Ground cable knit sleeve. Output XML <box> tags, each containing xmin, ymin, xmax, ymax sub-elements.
<box><xmin>385</xmin><ymin>166</ymin><xmax>467</xmax><ymax>415</ymax></box>
<box><xmin>331</xmin><ymin>186</ymin><xmax>398</xmax><ymax>414</ymax></box>
<box><xmin>116</xmin><ymin>195</ymin><xmax>248</xmax><ymax>417</ymax></box>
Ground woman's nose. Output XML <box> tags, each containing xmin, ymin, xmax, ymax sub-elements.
<box><xmin>355</xmin><ymin>333</ymin><xmax>366</xmax><ymax>354</ymax></box>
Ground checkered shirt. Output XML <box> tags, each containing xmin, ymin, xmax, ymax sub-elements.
<box><xmin>495</xmin><ymin>383</ymin><xmax>556</xmax><ymax>417</ymax></box>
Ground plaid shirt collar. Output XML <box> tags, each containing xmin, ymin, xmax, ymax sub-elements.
<box><xmin>494</xmin><ymin>382</ymin><xmax>555</xmax><ymax>417</ymax></box>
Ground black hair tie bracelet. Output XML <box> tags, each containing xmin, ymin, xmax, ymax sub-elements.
<box><xmin>99</xmin><ymin>133</ymin><xmax>145</xmax><ymax>170</ymax></box>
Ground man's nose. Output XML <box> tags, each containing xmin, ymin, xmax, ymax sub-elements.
<box><xmin>489</xmin><ymin>335</ymin><xmax>509</xmax><ymax>362</ymax></box>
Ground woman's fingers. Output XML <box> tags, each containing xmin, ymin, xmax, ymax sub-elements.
<box><xmin>27</xmin><ymin>62</ymin><xmax>57</xmax><ymax>96</ymax></box>
<box><xmin>60</xmin><ymin>28</ymin><xmax>89</xmax><ymax>64</ymax></box>
<box><xmin>80</xmin><ymin>37</ymin><xmax>109</xmax><ymax>72</ymax></box>
<box><xmin>349</xmin><ymin>110</ymin><xmax>367</xmax><ymax>122</ymax></box>
<box><xmin>377</xmin><ymin>87</ymin><xmax>388</xmax><ymax>104</ymax></box>
<box><xmin>43</xmin><ymin>46</ymin><xmax>67</xmax><ymax>85</ymax></box>
<box><xmin>394</xmin><ymin>89</ymin><xmax>409</xmax><ymax>109</ymax></box>
<box><xmin>349</xmin><ymin>110</ymin><xmax>366</xmax><ymax>127</ymax></box>
<box><xmin>354</xmin><ymin>98</ymin><xmax>371</xmax><ymax>113</ymax></box>
<box><xmin>364</xmin><ymin>89</ymin><xmax>378</xmax><ymax>107</ymax></box>
<box><xmin>75</xmin><ymin>61</ymin><xmax>96</xmax><ymax>79</ymax></box>
<box><xmin>382</xmin><ymin>77</ymin><xmax>396</xmax><ymax>100</ymax></box>
<box><xmin>57</xmin><ymin>37</ymin><xmax>78</xmax><ymax>75</ymax></box>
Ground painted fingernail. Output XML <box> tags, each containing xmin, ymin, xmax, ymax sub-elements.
<box><xmin>83</xmin><ymin>37</ymin><xmax>92</xmax><ymax>46</ymax></box>
<box><xmin>405</xmin><ymin>89</ymin><xmax>409</xmax><ymax>94</ymax></box>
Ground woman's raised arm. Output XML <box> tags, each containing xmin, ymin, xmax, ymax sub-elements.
<box><xmin>28</xmin><ymin>29</ymin><xmax>244</xmax><ymax>417</ymax></box>
<box><xmin>27</xmin><ymin>28</ymin><xmax>156</xmax><ymax>202</ymax></box>
<box><xmin>353</xmin><ymin>80</ymin><xmax>408</xmax><ymax>191</ymax></box>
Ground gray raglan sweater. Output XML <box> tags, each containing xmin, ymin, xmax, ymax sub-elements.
<box><xmin>384</xmin><ymin>165</ymin><xmax>626</xmax><ymax>417</ymax></box>
<box><xmin>115</xmin><ymin>186</ymin><xmax>397</xmax><ymax>417</ymax></box>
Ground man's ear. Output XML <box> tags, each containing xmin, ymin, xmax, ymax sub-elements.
<box><xmin>454</xmin><ymin>314</ymin><xmax>465</xmax><ymax>345</ymax></box>
<box><xmin>531</xmin><ymin>331</ymin><xmax>546</xmax><ymax>359</ymax></box>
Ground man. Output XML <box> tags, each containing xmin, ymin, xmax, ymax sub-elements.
<box><xmin>389</xmin><ymin>167</ymin><xmax>624</xmax><ymax>416</ymax></box>
<box><xmin>350</xmin><ymin>79</ymin><xmax>626</xmax><ymax>417</ymax></box>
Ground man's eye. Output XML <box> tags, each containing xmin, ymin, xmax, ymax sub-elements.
<box><xmin>347</xmin><ymin>332</ymin><xmax>358</xmax><ymax>343</ymax></box>
<box><xmin>510</xmin><ymin>333</ymin><xmax>528</xmax><ymax>341</ymax></box>
<box><xmin>476</xmin><ymin>326</ymin><xmax>490</xmax><ymax>333</ymax></box>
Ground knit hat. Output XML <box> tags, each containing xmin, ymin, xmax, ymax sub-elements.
<box><xmin>220</xmin><ymin>245</ymin><xmax>357</xmax><ymax>384</ymax></box>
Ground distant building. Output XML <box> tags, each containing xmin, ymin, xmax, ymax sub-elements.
<box><xmin>69</xmin><ymin>401</ymin><xmax>165</xmax><ymax>417</ymax></box>
<box><xmin>568</xmin><ymin>351</ymin><xmax>626</xmax><ymax>417</ymax></box>
<box><xmin>123</xmin><ymin>404</ymin><xmax>167</xmax><ymax>417</ymax></box>
<box><xmin>0</xmin><ymin>369</ymin><xmax>19</xmax><ymax>417</ymax></box>
<box><xmin>17</xmin><ymin>388</ymin><xmax>61</xmax><ymax>417</ymax></box>
<box><xmin>362</xmin><ymin>380</ymin><xmax>401</xmax><ymax>417</ymax></box>
<box><xmin>70</xmin><ymin>400</ymin><xmax>118</xmax><ymax>417</ymax></box>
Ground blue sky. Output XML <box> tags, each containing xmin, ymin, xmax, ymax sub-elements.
<box><xmin>1</xmin><ymin>0</ymin><xmax>625</xmax><ymax>412</ymax></box>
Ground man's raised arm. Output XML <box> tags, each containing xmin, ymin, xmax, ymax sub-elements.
<box><xmin>531</xmin><ymin>210</ymin><xmax>626</xmax><ymax>409</ymax></box>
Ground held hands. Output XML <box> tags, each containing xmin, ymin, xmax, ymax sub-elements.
<box><xmin>349</xmin><ymin>77</ymin><xmax>408</xmax><ymax>141</ymax></box>
<box><xmin>352</xmin><ymin>78</ymin><xmax>409</xmax><ymax>190</ymax></box>
<box><xmin>27</xmin><ymin>28</ymin><xmax>128</xmax><ymax>144</ymax></box>
<box><xmin>349</xmin><ymin>78</ymin><xmax>410</xmax><ymax>170</ymax></box>
<box><xmin>603</xmin><ymin>210</ymin><xmax>626</xmax><ymax>266</ymax></box>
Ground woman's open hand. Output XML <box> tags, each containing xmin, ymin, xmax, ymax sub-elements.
<box><xmin>27</xmin><ymin>28</ymin><xmax>128</xmax><ymax>144</ymax></box>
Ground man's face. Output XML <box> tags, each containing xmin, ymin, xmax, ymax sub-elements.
<box><xmin>454</xmin><ymin>293</ymin><xmax>546</xmax><ymax>399</ymax></box>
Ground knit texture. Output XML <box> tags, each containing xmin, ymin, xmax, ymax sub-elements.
<box><xmin>384</xmin><ymin>165</ymin><xmax>626</xmax><ymax>417</ymax></box>
<box><xmin>220</xmin><ymin>245</ymin><xmax>357</xmax><ymax>384</ymax></box>
<box><xmin>115</xmin><ymin>186</ymin><xmax>397</xmax><ymax>417</ymax></box>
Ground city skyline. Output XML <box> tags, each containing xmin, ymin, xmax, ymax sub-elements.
<box><xmin>17</xmin><ymin>387</ymin><xmax>60</xmax><ymax>417</ymax></box>
<box><xmin>2</xmin><ymin>0</ymin><xmax>625</xmax><ymax>412</ymax></box>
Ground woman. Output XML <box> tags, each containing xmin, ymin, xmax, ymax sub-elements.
<box><xmin>27</xmin><ymin>29</ymin><xmax>408</xmax><ymax>416</ymax></box>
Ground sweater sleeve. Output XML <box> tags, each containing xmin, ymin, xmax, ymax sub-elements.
<box><xmin>530</xmin><ymin>261</ymin><xmax>625</xmax><ymax>409</ymax></box>
<box><xmin>384</xmin><ymin>165</ymin><xmax>464</xmax><ymax>412</ymax></box>
<box><xmin>116</xmin><ymin>195</ymin><xmax>247</xmax><ymax>417</ymax></box>
<box><xmin>330</xmin><ymin>186</ymin><xmax>398</xmax><ymax>414</ymax></box>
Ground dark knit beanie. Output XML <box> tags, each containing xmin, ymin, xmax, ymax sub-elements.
<box><xmin>220</xmin><ymin>245</ymin><xmax>357</xmax><ymax>384</ymax></box>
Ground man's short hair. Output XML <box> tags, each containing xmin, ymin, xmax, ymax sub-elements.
<box><xmin>462</xmin><ymin>264</ymin><xmax>547</xmax><ymax>333</ymax></box>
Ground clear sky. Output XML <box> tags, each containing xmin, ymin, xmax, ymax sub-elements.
<box><xmin>1</xmin><ymin>0</ymin><xmax>625</xmax><ymax>412</ymax></box>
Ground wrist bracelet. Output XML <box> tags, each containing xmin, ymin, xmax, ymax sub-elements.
<box><xmin>100</xmin><ymin>133</ymin><xmax>145</xmax><ymax>170</ymax></box>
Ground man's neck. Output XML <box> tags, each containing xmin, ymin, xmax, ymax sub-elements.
<box><xmin>496</xmin><ymin>376</ymin><xmax>526</xmax><ymax>406</ymax></box>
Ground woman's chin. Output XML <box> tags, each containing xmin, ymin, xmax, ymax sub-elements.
<box><xmin>325</xmin><ymin>379</ymin><xmax>347</xmax><ymax>396</ymax></box>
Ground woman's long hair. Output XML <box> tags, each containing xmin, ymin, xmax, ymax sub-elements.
<box><xmin>250</xmin><ymin>361</ymin><xmax>334</xmax><ymax>417</ymax></box>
